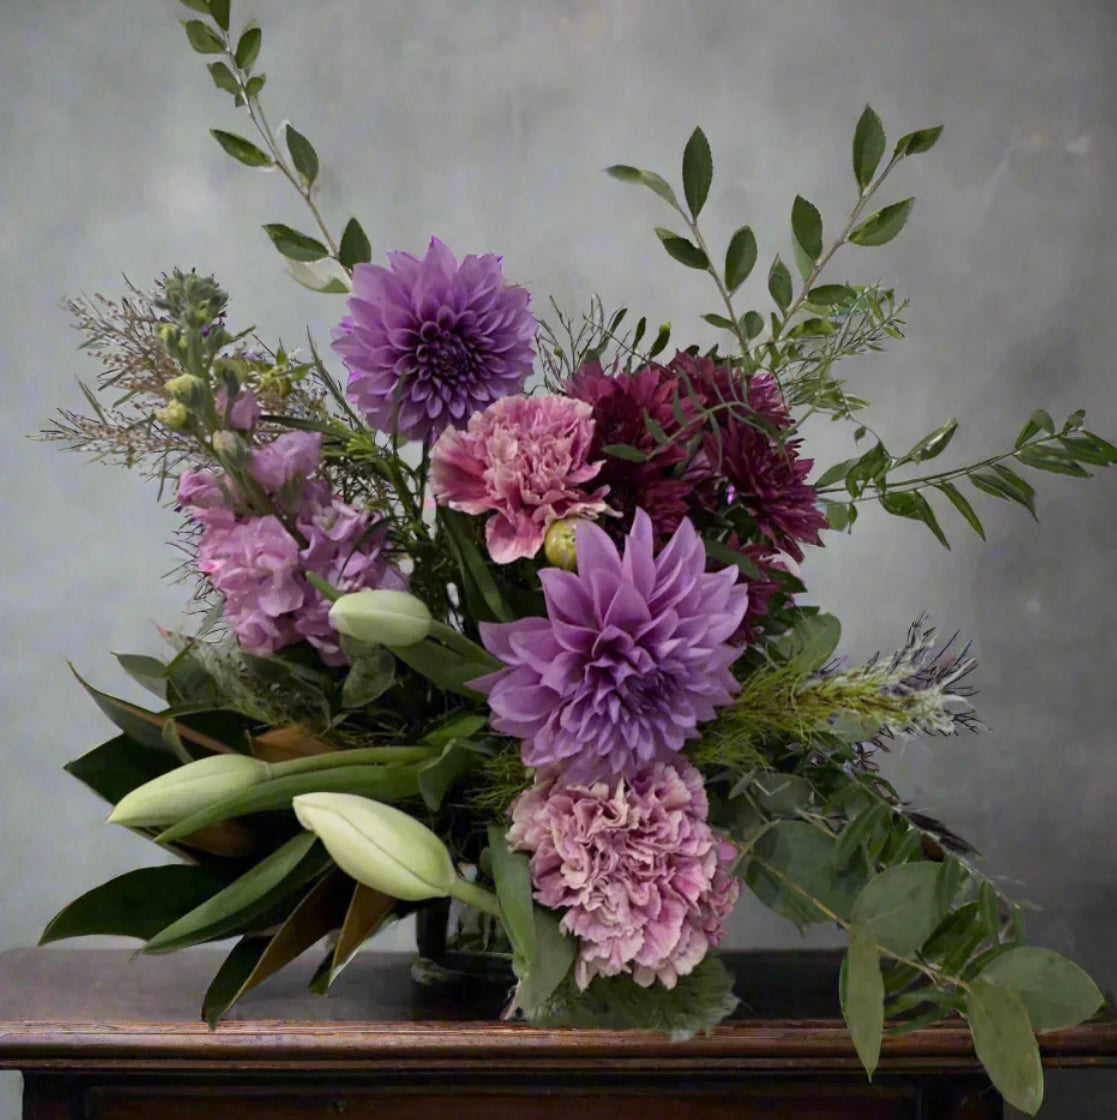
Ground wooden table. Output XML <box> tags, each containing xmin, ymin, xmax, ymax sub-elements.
<box><xmin>1</xmin><ymin>948</ymin><xmax>1115</xmax><ymax>1119</ymax></box>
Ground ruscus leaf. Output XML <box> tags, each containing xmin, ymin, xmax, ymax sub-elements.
<box><xmin>852</xmin><ymin>105</ymin><xmax>886</xmax><ymax>190</ymax></box>
<box><xmin>183</xmin><ymin>19</ymin><xmax>224</xmax><ymax>53</ymax></box>
<box><xmin>210</xmin><ymin>129</ymin><xmax>273</xmax><ymax>168</ymax></box>
<box><xmin>284</xmin><ymin>124</ymin><xmax>319</xmax><ymax>185</ymax></box>
<box><xmin>263</xmin><ymin>223</ymin><xmax>329</xmax><ymax>262</ymax></box>
<box><xmin>849</xmin><ymin>198</ymin><xmax>915</xmax><ymax>247</ymax></box>
<box><xmin>207</xmin><ymin>61</ymin><xmax>241</xmax><ymax>96</ymax></box>
<box><xmin>208</xmin><ymin>0</ymin><xmax>230</xmax><ymax>30</ymax></box>
<box><xmin>604</xmin><ymin>165</ymin><xmax>679</xmax><ymax>207</ymax></box>
<box><xmin>682</xmin><ymin>126</ymin><xmax>713</xmax><ymax>218</ymax></box>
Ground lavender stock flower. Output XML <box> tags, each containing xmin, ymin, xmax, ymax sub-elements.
<box><xmin>332</xmin><ymin>237</ymin><xmax>537</xmax><ymax>442</ymax></box>
<box><xmin>472</xmin><ymin>510</ymin><xmax>749</xmax><ymax>781</ymax></box>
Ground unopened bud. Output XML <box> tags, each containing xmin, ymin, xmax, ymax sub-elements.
<box><xmin>165</xmin><ymin>373</ymin><xmax>207</xmax><ymax>408</ymax></box>
<box><xmin>329</xmin><ymin>589</ymin><xmax>433</xmax><ymax>648</ymax></box>
<box><xmin>212</xmin><ymin>429</ymin><xmax>251</xmax><ymax>469</ymax></box>
<box><xmin>543</xmin><ymin>518</ymin><xmax>582</xmax><ymax>571</ymax></box>
<box><xmin>155</xmin><ymin>401</ymin><xmax>191</xmax><ymax>431</ymax></box>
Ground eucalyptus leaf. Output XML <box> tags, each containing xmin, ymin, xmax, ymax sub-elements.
<box><xmin>210</xmin><ymin>129</ymin><xmax>273</xmax><ymax>168</ymax></box>
<box><xmin>849</xmin><ymin>198</ymin><xmax>915</xmax><ymax>247</ymax></box>
<box><xmin>966</xmin><ymin>979</ymin><xmax>1044</xmax><ymax>1115</ymax></box>
<box><xmin>263</xmin><ymin>223</ymin><xmax>329</xmax><ymax>262</ymax></box>
<box><xmin>682</xmin><ymin>126</ymin><xmax>713</xmax><ymax>218</ymax></box>
<box><xmin>852</xmin><ymin>105</ymin><xmax>886</xmax><ymax>190</ymax></box>
<box><xmin>979</xmin><ymin>947</ymin><xmax>1104</xmax><ymax>1031</ymax></box>
<box><xmin>850</xmin><ymin>862</ymin><xmax>946</xmax><ymax>955</ymax></box>
<box><xmin>284</xmin><ymin>123</ymin><xmax>319</xmax><ymax>185</ymax></box>
<box><xmin>841</xmin><ymin>927</ymin><xmax>884</xmax><ymax>1078</ymax></box>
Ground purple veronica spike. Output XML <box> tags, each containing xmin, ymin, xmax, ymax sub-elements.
<box><xmin>331</xmin><ymin>237</ymin><xmax>537</xmax><ymax>442</ymax></box>
<box><xmin>472</xmin><ymin>510</ymin><xmax>749</xmax><ymax>781</ymax></box>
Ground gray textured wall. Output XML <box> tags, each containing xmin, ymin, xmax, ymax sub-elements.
<box><xmin>3</xmin><ymin>1</ymin><xmax>1116</xmax><ymax>1116</ymax></box>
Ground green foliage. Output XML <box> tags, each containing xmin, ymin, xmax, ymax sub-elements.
<box><xmin>211</xmin><ymin>128</ymin><xmax>272</xmax><ymax>168</ymax></box>
<box><xmin>849</xmin><ymin>198</ymin><xmax>915</xmax><ymax>247</ymax></box>
<box><xmin>966</xmin><ymin>980</ymin><xmax>1043</xmax><ymax>1114</ymax></box>
<box><xmin>841</xmin><ymin>929</ymin><xmax>884</xmax><ymax>1077</ymax></box>
<box><xmin>681</xmin><ymin>126</ymin><xmax>713</xmax><ymax>219</ymax></box>
<box><xmin>338</xmin><ymin>217</ymin><xmax>372</xmax><ymax>268</ymax></box>
<box><xmin>284</xmin><ymin>123</ymin><xmax>319</xmax><ymax>185</ymax></box>
<box><xmin>852</xmin><ymin>106</ymin><xmax>886</xmax><ymax>191</ymax></box>
<box><xmin>724</xmin><ymin>226</ymin><xmax>757</xmax><ymax>292</ymax></box>
<box><xmin>263</xmin><ymin>223</ymin><xmax>329</xmax><ymax>261</ymax></box>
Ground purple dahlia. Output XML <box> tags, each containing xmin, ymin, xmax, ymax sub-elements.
<box><xmin>472</xmin><ymin>509</ymin><xmax>749</xmax><ymax>781</ymax></box>
<box><xmin>331</xmin><ymin>236</ymin><xmax>537</xmax><ymax>442</ymax></box>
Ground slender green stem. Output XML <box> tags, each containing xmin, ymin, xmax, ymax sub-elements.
<box><xmin>270</xmin><ymin>747</ymin><xmax>436</xmax><ymax>777</ymax></box>
<box><xmin>450</xmin><ymin>878</ymin><xmax>504</xmax><ymax>920</ymax></box>
<box><xmin>679</xmin><ymin>210</ymin><xmax>752</xmax><ymax>363</ymax></box>
<box><xmin>427</xmin><ymin>621</ymin><xmax>501</xmax><ymax>669</ymax></box>
<box><xmin>306</xmin><ymin>571</ymin><xmax>343</xmax><ymax>601</ymax></box>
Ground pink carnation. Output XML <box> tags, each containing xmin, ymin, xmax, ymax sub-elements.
<box><xmin>508</xmin><ymin>761</ymin><xmax>739</xmax><ymax>990</ymax></box>
<box><xmin>429</xmin><ymin>394</ymin><xmax>609</xmax><ymax>564</ymax></box>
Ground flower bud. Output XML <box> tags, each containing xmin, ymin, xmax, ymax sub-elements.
<box><xmin>543</xmin><ymin>518</ymin><xmax>581</xmax><ymax>571</ymax></box>
<box><xmin>212</xmin><ymin>429</ymin><xmax>251</xmax><ymax>469</ymax></box>
<box><xmin>107</xmin><ymin>754</ymin><xmax>269</xmax><ymax>828</ymax></box>
<box><xmin>157</xmin><ymin>323</ymin><xmax>182</xmax><ymax>353</ymax></box>
<box><xmin>165</xmin><ymin>373</ymin><xmax>208</xmax><ymax>408</ymax></box>
<box><xmin>329</xmin><ymin>589</ymin><xmax>432</xmax><ymax>648</ymax></box>
<box><xmin>293</xmin><ymin>792</ymin><xmax>456</xmax><ymax>901</ymax></box>
<box><xmin>155</xmin><ymin>401</ymin><xmax>190</xmax><ymax>432</ymax></box>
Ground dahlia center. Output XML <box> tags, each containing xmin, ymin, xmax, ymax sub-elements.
<box><xmin>416</xmin><ymin>326</ymin><xmax>478</xmax><ymax>386</ymax></box>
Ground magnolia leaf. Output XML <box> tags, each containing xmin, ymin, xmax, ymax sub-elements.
<box><xmin>285</xmin><ymin>124</ymin><xmax>319</xmax><ymax>186</ymax></box>
<box><xmin>263</xmin><ymin>223</ymin><xmax>329</xmax><ymax>262</ymax></box>
<box><xmin>250</xmin><ymin>725</ymin><xmax>334</xmax><ymax>763</ymax></box>
<box><xmin>979</xmin><ymin>947</ymin><xmax>1105</xmax><ymax>1031</ymax></box>
<box><xmin>328</xmin><ymin>882</ymin><xmax>397</xmax><ymax>983</ymax></box>
<box><xmin>895</xmin><ymin>125</ymin><xmax>944</xmax><ymax>157</ymax></box>
<box><xmin>65</xmin><ymin>734</ymin><xmax>180</xmax><ymax>805</ymax></box>
<box><xmin>791</xmin><ymin>195</ymin><xmax>823</xmax><ymax>262</ymax></box>
<box><xmin>338</xmin><ymin>217</ymin><xmax>372</xmax><ymax>269</ymax></box>
<box><xmin>210</xmin><ymin>129</ymin><xmax>273</xmax><ymax>168</ymax></box>
<box><xmin>682</xmin><ymin>126</ymin><xmax>713</xmax><ymax>219</ymax></box>
<box><xmin>654</xmin><ymin>227</ymin><xmax>709</xmax><ymax>270</ymax></box>
<box><xmin>852</xmin><ymin>105</ymin><xmax>886</xmax><ymax>190</ymax></box>
<box><xmin>849</xmin><ymin>198</ymin><xmax>915</xmax><ymax>247</ymax></box>
<box><xmin>724</xmin><ymin>225</ymin><xmax>758</xmax><ymax>292</ymax></box>
<box><xmin>768</xmin><ymin>255</ymin><xmax>793</xmax><ymax>311</ymax></box>
<box><xmin>143</xmin><ymin>833</ymin><xmax>329</xmax><ymax>954</ymax></box>
<box><xmin>851</xmin><ymin>862</ymin><xmax>946</xmax><ymax>955</ymax></box>
<box><xmin>183</xmin><ymin>19</ymin><xmax>224</xmax><ymax>53</ymax></box>
<box><xmin>841</xmin><ymin>927</ymin><xmax>884</xmax><ymax>1078</ymax></box>
<box><xmin>41</xmin><ymin>866</ymin><xmax>229</xmax><ymax>944</ymax></box>
<box><xmin>234</xmin><ymin>25</ymin><xmax>262</xmax><ymax>70</ymax></box>
<box><xmin>966</xmin><ymin>979</ymin><xmax>1044</xmax><ymax>1115</ymax></box>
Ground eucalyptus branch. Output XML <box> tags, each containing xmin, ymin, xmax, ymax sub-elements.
<box><xmin>677</xmin><ymin>210</ymin><xmax>753</xmax><ymax>362</ymax></box>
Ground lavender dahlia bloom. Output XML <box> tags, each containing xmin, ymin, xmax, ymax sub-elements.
<box><xmin>473</xmin><ymin>510</ymin><xmax>749</xmax><ymax>781</ymax></box>
<box><xmin>508</xmin><ymin>762</ymin><xmax>740</xmax><ymax>989</ymax></box>
<box><xmin>331</xmin><ymin>237</ymin><xmax>537</xmax><ymax>442</ymax></box>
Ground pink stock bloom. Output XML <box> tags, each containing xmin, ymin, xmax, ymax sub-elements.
<box><xmin>508</xmin><ymin>761</ymin><xmax>740</xmax><ymax>990</ymax></box>
<box><xmin>248</xmin><ymin>430</ymin><xmax>323</xmax><ymax>493</ymax></box>
<box><xmin>214</xmin><ymin>387</ymin><xmax>262</xmax><ymax>431</ymax></box>
<box><xmin>429</xmin><ymin>394</ymin><xmax>609</xmax><ymax>564</ymax></box>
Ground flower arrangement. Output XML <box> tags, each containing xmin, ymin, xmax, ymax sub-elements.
<box><xmin>35</xmin><ymin>2</ymin><xmax>1116</xmax><ymax>1113</ymax></box>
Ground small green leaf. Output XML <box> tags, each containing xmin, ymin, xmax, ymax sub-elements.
<box><xmin>785</xmin><ymin>612</ymin><xmax>842</xmax><ymax>674</ymax></box>
<box><xmin>208</xmin><ymin>0</ymin><xmax>230</xmax><ymax>30</ymax></box>
<box><xmin>701</xmin><ymin>313</ymin><xmax>734</xmax><ymax>330</ymax></box>
<box><xmin>234</xmin><ymin>25</ymin><xmax>262</xmax><ymax>69</ymax></box>
<box><xmin>41</xmin><ymin>866</ymin><xmax>230</xmax><ymax>944</ymax></box>
<box><xmin>602</xmin><ymin>443</ymin><xmax>649</xmax><ymax>462</ymax></box>
<box><xmin>724</xmin><ymin>225</ymin><xmax>758</xmax><ymax>292</ymax></box>
<box><xmin>488</xmin><ymin>825</ymin><xmax>535</xmax><ymax>965</ymax></box>
<box><xmin>604</xmin><ymin>165</ymin><xmax>679</xmax><ymax>208</ymax></box>
<box><xmin>807</xmin><ymin>284</ymin><xmax>855</xmax><ymax>307</ymax></box>
<box><xmin>935</xmin><ymin>482</ymin><xmax>985</xmax><ymax>539</ymax></box>
<box><xmin>851</xmin><ymin>862</ymin><xmax>946</xmax><ymax>955</ymax></box>
<box><xmin>338</xmin><ymin>217</ymin><xmax>372</xmax><ymax>269</ymax></box>
<box><xmin>824</xmin><ymin>501</ymin><xmax>852</xmax><ymax>532</ymax></box>
<box><xmin>852</xmin><ymin>105</ymin><xmax>886</xmax><ymax>190</ymax></box>
<box><xmin>262</xmin><ymin>223</ymin><xmax>329</xmax><ymax>262</ymax></box>
<box><xmin>340</xmin><ymin>643</ymin><xmax>395</xmax><ymax>708</ymax></box>
<box><xmin>682</xmin><ymin>126</ymin><xmax>713</xmax><ymax>218</ymax></box>
<box><xmin>1058</xmin><ymin>433</ymin><xmax>1117</xmax><ymax>465</ymax></box>
<box><xmin>179</xmin><ymin>0</ymin><xmax>213</xmax><ymax>13</ymax></box>
<box><xmin>284</xmin><ymin>124</ymin><xmax>319</xmax><ymax>186</ymax></box>
<box><xmin>842</xmin><ymin>927</ymin><xmax>884</xmax><ymax>1078</ymax></box>
<box><xmin>901</xmin><ymin>418</ymin><xmax>958</xmax><ymax>464</ymax></box>
<box><xmin>114</xmin><ymin>653</ymin><xmax>168</xmax><ymax>701</ymax></box>
<box><xmin>285</xmin><ymin>258</ymin><xmax>350</xmax><ymax>294</ymax></box>
<box><xmin>970</xmin><ymin>469</ymin><xmax>1037</xmax><ymax>518</ymax></box>
<box><xmin>417</xmin><ymin>739</ymin><xmax>486</xmax><ymax>811</ymax></box>
<box><xmin>647</xmin><ymin>322</ymin><xmax>672</xmax><ymax>357</ymax></box>
<box><xmin>879</xmin><ymin>491</ymin><xmax>950</xmax><ymax>549</ymax></box>
<box><xmin>654</xmin><ymin>228</ymin><xmax>709</xmax><ymax>269</ymax></box>
<box><xmin>849</xmin><ymin>198</ymin><xmax>915</xmax><ymax>247</ymax></box>
<box><xmin>1014</xmin><ymin>408</ymin><xmax>1055</xmax><ymax>447</ymax></box>
<box><xmin>979</xmin><ymin>947</ymin><xmax>1105</xmax><ymax>1031</ymax></box>
<box><xmin>207</xmin><ymin>60</ymin><xmax>241</xmax><ymax>96</ymax></box>
<box><xmin>768</xmin><ymin>256</ymin><xmax>793</xmax><ymax>311</ymax></box>
<box><xmin>791</xmin><ymin>195</ymin><xmax>823</xmax><ymax>262</ymax></box>
<box><xmin>183</xmin><ymin>19</ymin><xmax>224</xmax><ymax>53</ymax></box>
<box><xmin>815</xmin><ymin>458</ymin><xmax>856</xmax><ymax>488</ymax></box>
<box><xmin>210</xmin><ymin>129</ymin><xmax>273</xmax><ymax>168</ymax></box>
<box><xmin>1015</xmin><ymin>445</ymin><xmax>1091</xmax><ymax>477</ymax></box>
<box><xmin>245</xmin><ymin>73</ymin><xmax>266</xmax><ymax>99</ymax></box>
<box><xmin>1063</xmin><ymin>408</ymin><xmax>1087</xmax><ymax>432</ymax></box>
<box><xmin>966</xmin><ymin>980</ymin><xmax>1044</xmax><ymax>1115</ymax></box>
<box><xmin>895</xmin><ymin>124</ymin><xmax>944</xmax><ymax>157</ymax></box>
<box><xmin>741</xmin><ymin>310</ymin><xmax>765</xmax><ymax>340</ymax></box>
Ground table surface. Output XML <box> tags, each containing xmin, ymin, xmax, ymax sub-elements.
<box><xmin>0</xmin><ymin>947</ymin><xmax>1115</xmax><ymax>1075</ymax></box>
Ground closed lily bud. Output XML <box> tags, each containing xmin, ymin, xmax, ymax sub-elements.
<box><xmin>329</xmin><ymin>589</ymin><xmax>432</xmax><ymax>648</ymax></box>
<box><xmin>543</xmin><ymin>517</ymin><xmax>581</xmax><ymax>571</ymax></box>
<box><xmin>107</xmin><ymin>754</ymin><xmax>269</xmax><ymax>828</ymax></box>
<box><xmin>293</xmin><ymin>792</ymin><xmax>456</xmax><ymax>901</ymax></box>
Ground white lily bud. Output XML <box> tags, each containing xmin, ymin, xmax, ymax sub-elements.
<box><xmin>329</xmin><ymin>589</ymin><xmax>433</xmax><ymax>648</ymax></box>
<box><xmin>293</xmin><ymin>792</ymin><xmax>456</xmax><ymax>901</ymax></box>
<box><xmin>107</xmin><ymin>754</ymin><xmax>269</xmax><ymax>828</ymax></box>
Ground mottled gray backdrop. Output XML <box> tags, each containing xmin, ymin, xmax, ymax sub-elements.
<box><xmin>2</xmin><ymin>1</ymin><xmax>1116</xmax><ymax>1116</ymax></box>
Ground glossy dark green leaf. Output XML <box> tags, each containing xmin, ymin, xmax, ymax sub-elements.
<box><xmin>849</xmin><ymin>198</ymin><xmax>915</xmax><ymax>247</ymax></box>
<box><xmin>604</xmin><ymin>164</ymin><xmax>679</xmax><ymax>208</ymax></box>
<box><xmin>65</xmin><ymin>733</ymin><xmax>179</xmax><ymax>805</ymax></box>
<box><xmin>724</xmin><ymin>225</ymin><xmax>757</xmax><ymax>292</ymax></box>
<box><xmin>143</xmin><ymin>833</ymin><xmax>328</xmax><ymax>954</ymax></box>
<box><xmin>654</xmin><ymin>227</ymin><xmax>709</xmax><ymax>270</ymax></box>
<box><xmin>210</xmin><ymin>129</ymin><xmax>273</xmax><ymax>168</ymax></box>
<box><xmin>682</xmin><ymin>126</ymin><xmax>713</xmax><ymax>218</ymax></box>
<box><xmin>338</xmin><ymin>217</ymin><xmax>372</xmax><ymax>269</ymax></box>
<box><xmin>895</xmin><ymin>125</ymin><xmax>944</xmax><ymax>157</ymax></box>
<box><xmin>851</xmin><ymin>862</ymin><xmax>945</xmax><ymax>955</ymax></box>
<box><xmin>791</xmin><ymin>195</ymin><xmax>823</xmax><ymax>262</ymax></box>
<box><xmin>207</xmin><ymin>60</ymin><xmax>241</xmax><ymax>96</ymax></box>
<box><xmin>155</xmin><ymin>762</ymin><xmax>423</xmax><ymax>844</ymax></box>
<box><xmin>234</xmin><ymin>25</ymin><xmax>261</xmax><ymax>69</ymax></box>
<box><xmin>767</xmin><ymin>256</ymin><xmax>793</xmax><ymax>311</ymax></box>
<box><xmin>70</xmin><ymin>664</ymin><xmax>173</xmax><ymax>751</ymax></box>
<box><xmin>979</xmin><ymin>947</ymin><xmax>1104</xmax><ymax>1031</ymax></box>
<box><xmin>852</xmin><ymin>105</ymin><xmax>886</xmax><ymax>190</ymax></box>
<box><xmin>41</xmin><ymin>866</ymin><xmax>229</xmax><ymax>944</ymax></box>
<box><xmin>208</xmin><ymin>0</ymin><xmax>230</xmax><ymax>30</ymax></box>
<box><xmin>842</xmin><ymin>927</ymin><xmax>884</xmax><ymax>1078</ymax></box>
<box><xmin>262</xmin><ymin>223</ymin><xmax>329</xmax><ymax>262</ymax></box>
<box><xmin>879</xmin><ymin>491</ymin><xmax>949</xmax><ymax>549</ymax></box>
<box><xmin>966</xmin><ymin>980</ymin><xmax>1044</xmax><ymax>1115</ymax></box>
<box><xmin>183</xmin><ymin>19</ymin><xmax>224</xmax><ymax>53</ymax></box>
<box><xmin>1014</xmin><ymin>408</ymin><xmax>1055</xmax><ymax>447</ymax></box>
<box><xmin>935</xmin><ymin>482</ymin><xmax>986</xmax><ymax>539</ymax></box>
<box><xmin>284</xmin><ymin>124</ymin><xmax>319</xmax><ymax>185</ymax></box>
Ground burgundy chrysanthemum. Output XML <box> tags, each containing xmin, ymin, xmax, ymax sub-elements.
<box><xmin>567</xmin><ymin>360</ymin><xmax>698</xmax><ymax>540</ymax></box>
<box><xmin>331</xmin><ymin>237</ymin><xmax>537</xmax><ymax>442</ymax></box>
<box><xmin>472</xmin><ymin>509</ymin><xmax>749</xmax><ymax>781</ymax></box>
